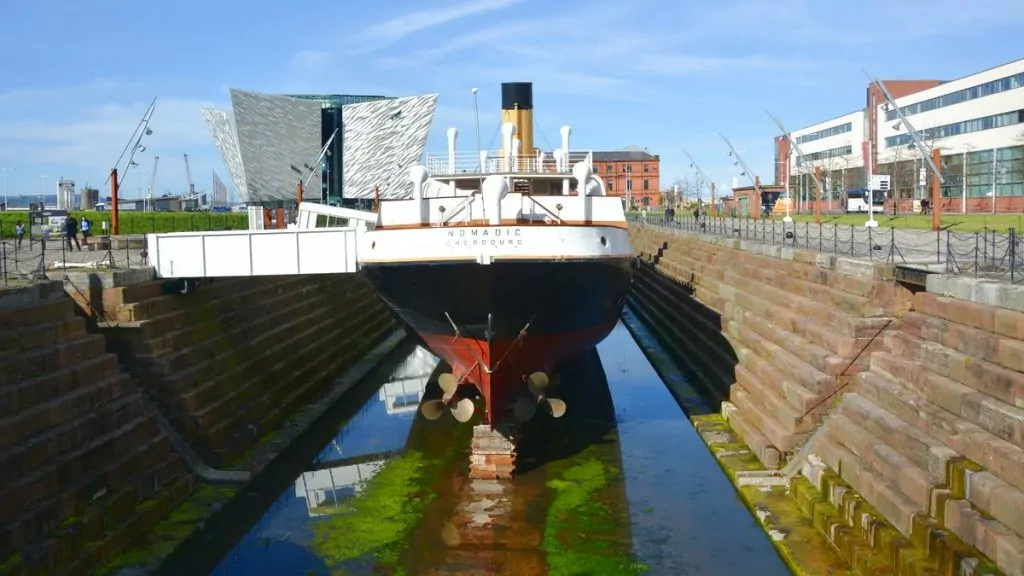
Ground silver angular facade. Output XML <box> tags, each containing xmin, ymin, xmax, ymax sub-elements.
<box><xmin>201</xmin><ymin>90</ymin><xmax>437</xmax><ymax>204</ymax></box>
<box><xmin>231</xmin><ymin>90</ymin><xmax>323</xmax><ymax>203</ymax></box>
<box><xmin>341</xmin><ymin>94</ymin><xmax>439</xmax><ymax>199</ymax></box>
<box><xmin>200</xmin><ymin>108</ymin><xmax>247</xmax><ymax>201</ymax></box>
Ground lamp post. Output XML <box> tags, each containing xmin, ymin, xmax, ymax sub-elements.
<box><xmin>0</xmin><ymin>167</ymin><xmax>14</xmax><ymax>209</ymax></box>
<box><xmin>39</xmin><ymin>175</ymin><xmax>48</xmax><ymax>208</ymax></box>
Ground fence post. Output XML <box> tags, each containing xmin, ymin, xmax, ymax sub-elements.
<box><xmin>974</xmin><ymin>233</ymin><xmax>979</xmax><ymax>278</ymax></box>
<box><xmin>1011</xmin><ymin>228</ymin><xmax>1017</xmax><ymax>284</ymax></box>
<box><xmin>2</xmin><ymin>241</ymin><xmax>7</xmax><ymax>286</ymax></box>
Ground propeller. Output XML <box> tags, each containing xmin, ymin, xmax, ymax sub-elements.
<box><xmin>421</xmin><ymin>372</ymin><xmax>464</xmax><ymax>421</ymax></box>
<box><xmin>421</xmin><ymin>399</ymin><xmax>446</xmax><ymax>421</ymax></box>
<box><xmin>514</xmin><ymin>372</ymin><xmax>567</xmax><ymax>422</ymax></box>
<box><xmin>419</xmin><ymin>373</ymin><xmax>475</xmax><ymax>422</ymax></box>
<box><xmin>451</xmin><ymin>397</ymin><xmax>476</xmax><ymax>423</ymax></box>
<box><xmin>513</xmin><ymin>397</ymin><xmax>538</xmax><ymax>422</ymax></box>
<box><xmin>526</xmin><ymin>372</ymin><xmax>549</xmax><ymax>397</ymax></box>
<box><xmin>438</xmin><ymin>373</ymin><xmax>459</xmax><ymax>400</ymax></box>
<box><xmin>546</xmin><ymin>397</ymin><xmax>567</xmax><ymax>418</ymax></box>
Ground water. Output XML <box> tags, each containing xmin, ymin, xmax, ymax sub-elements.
<box><xmin>201</xmin><ymin>322</ymin><xmax>790</xmax><ymax>575</ymax></box>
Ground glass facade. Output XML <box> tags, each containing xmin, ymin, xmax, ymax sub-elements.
<box><xmin>884</xmin><ymin>71</ymin><xmax>1024</xmax><ymax>122</ymax></box>
<box><xmin>287</xmin><ymin>94</ymin><xmax>394</xmax><ymax>205</ymax></box>
<box><xmin>937</xmin><ymin>145</ymin><xmax>1024</xmax><ymax>198</ymax></box>
<box><xmin>885</xmin><ymin>109</ymin><xmax>1024</xmax><ymax>149</ymax></box>
<box><xmin>795</xmin><ymin>122</ymin><xmax>852</xmax><ymax>145</ymax></box>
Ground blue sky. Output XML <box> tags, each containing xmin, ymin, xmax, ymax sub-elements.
<box><xmin>2</xmin><ymin>0</ymin><xmax>1023</xmax><ymax>200</ymax></box>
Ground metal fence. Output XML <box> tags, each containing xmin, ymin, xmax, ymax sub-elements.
<box><xmin>1</xmin><ymin>234</ymin><xmax>150</xmax><ymax>287</ymax></box>
<box><xmin>631</xmin><ymin>214</ymin><xmax>1022</xmax><ymax>285</ymax></box>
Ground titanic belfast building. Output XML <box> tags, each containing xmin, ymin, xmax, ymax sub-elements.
<box><xmin>201</xmin><ymin>90</ymin><xmax>438</xmax><ymax>206</ymax></box>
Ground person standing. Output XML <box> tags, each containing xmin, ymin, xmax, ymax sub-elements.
<box><xmin>14</xmin><ymin>221</ymin><xmax>25</xmax><ymax>250</ymax></box>
<box><xmin>65</xmin><ymin>215</ymin><xmax>81</xmax><ymax>251</ymax></box>
<box><xmin>80</xmin><ymin>217</ymin><xmax>91</xmax><ymax>247</ymax></box>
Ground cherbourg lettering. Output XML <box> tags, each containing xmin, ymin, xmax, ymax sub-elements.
<box><xmin>445</xmin><ymin>227</ymin><xmax>524</xmax><ymax>249</ymax></box>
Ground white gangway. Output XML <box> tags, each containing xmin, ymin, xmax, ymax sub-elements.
<box><xmin>146</xmin><ymin>203</ymin><xmax>375</xmax><ymax>278</ymax></box>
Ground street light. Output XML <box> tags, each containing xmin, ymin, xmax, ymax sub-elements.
<box><xmin>0</xmin><ymin>167</ymin><xmax>14</xmax><ymax>209</ymax></box>
<box><xmin>39</xmin><ymin>175</ymin><xmax>48</xmax><ymax>208</ymax></box>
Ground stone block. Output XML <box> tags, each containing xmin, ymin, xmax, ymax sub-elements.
<box><xmin>838</xmin><ymin>393</ymin><xmax>958</xmax><ymax>485</ymax></box>
<box><xmin>944</xmin><ymin>498</ymin><xmax>1024</xmax><ymax>576</ymax></box>
<box><xmin>966</xmin><ymin>471</ymin><xmax>1024</xmax><ymax>538</ymax></box>
<box><xmin>884</xmin><ymin>330</ymin><xmax>1024</xmax><ymax>411</ymax></box>
<box><xmin>856</xmin><ymin>370</ymin><xmax>1024</xmax><ymax>493</ymax></box>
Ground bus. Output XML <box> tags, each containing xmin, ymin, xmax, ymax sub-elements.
<box><xmin>844</xmin><ymin>189</ymin><xmax>885</xmax><ymax>213</ymax></box>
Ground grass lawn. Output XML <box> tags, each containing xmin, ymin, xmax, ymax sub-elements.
<box><xmin>0</xmin><ymin>210</ymin><xmax>248</xmax><ymax>239</ymax></box>
<box><xmin>770</xmin><ymin>212</ymin><xmax>1024</xmax><ymax>233</ymax></box>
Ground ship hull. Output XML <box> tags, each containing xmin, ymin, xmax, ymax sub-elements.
<box><xmin>361</xmin><ymin>257</ymin><xmax>633</xmax><ymax>424</ymax></box>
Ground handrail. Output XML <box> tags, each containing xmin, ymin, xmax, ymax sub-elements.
<box><xmin>440</xmin><ymin>193</ymin><xmax>478</xmax><ymax>226</ymax></box>
<box><xmin>523</xmin><ymin>194</ymin><xmax>564</xmax><ymax>224</ymax></box>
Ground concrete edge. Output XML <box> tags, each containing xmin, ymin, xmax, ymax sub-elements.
<box><xmin>104</xmin><ymin>326</ymin><xmax>408</xmax><ymax>576</ymax></box>
<box><xmin>926</xmin><ymin>274</ymin><xmax>1024</xmax><ymax>314</ymax></box>
<box><xmin>633</xmin><ymin>223</ymin><xmax>898</xmax><ymax>279</ymax></box>
<box><xmin>619</xmin><ymin>307</ymin><xmax>854</xmax><ymax>576</ymax></box>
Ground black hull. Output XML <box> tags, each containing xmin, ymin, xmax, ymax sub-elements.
<box><xmin>361</xmin><ymin>257</ymin><xmax>634</xmax><ymax>341</ymax></box>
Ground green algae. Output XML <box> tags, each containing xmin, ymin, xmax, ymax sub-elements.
<box><xmin>0</xmin><ymin>553</ymin><xmax>22</xmax><ymax>576</ymax></box>
<box><xmin>543</xmin><ymin>455</ymin><xmax>648</xmax><ymax>576</ymax></box>
<box><xmin>95</xmin><ymin>483</ymin><xmax>237</xmax><ymax>576</ymax></box>
<box><xmin>312</xmin><ymin>452</ymin><xmax>434</xmax><ymax>568</ymax></box>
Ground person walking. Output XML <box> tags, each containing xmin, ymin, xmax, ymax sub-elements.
<box><xmin>65</xmin><ymin>215</ymin><xmax>81</xmax><ymax>251</ymax></box>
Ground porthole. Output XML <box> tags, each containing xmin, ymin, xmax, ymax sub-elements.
<box><xmin>600</xmin><ymin>236</ymin><xmax>608</xmax><ymax>246</ymax></box>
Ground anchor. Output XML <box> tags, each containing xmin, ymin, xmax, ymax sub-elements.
<box><xmin>420</xmin><ymin>373</ymin><xmax>476</xmax><ymax>423</ymax></box>
<box><xmin>512</xmin><ymin>371</ymin><xmax>566</xmax><ymax>422</ymax></box>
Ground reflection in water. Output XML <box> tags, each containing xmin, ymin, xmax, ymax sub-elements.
<box><xmin>211</xmin><ymin>345</ymin><xmax>441</xmax><ymax>576</ymax></box>
<box><xmin>402</xmin><ymin>346</ymin><xmax>633</xmax><ymax>575</ymax></box>
<box><xmin>209</xmin><ymin>324</ymin><xmax>790</xmax><ymax>575</ymax></box>
<box><xmin>598</xmin><ymin>325</ymin><xmax>790</xmax><ymax>576</ymax></box>
<box><xmin>291</xmin><ymin>346</ymin><xmax>440</xmax><ymax>520</ymax></box>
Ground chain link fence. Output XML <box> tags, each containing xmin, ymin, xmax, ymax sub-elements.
<box><xmin>632</xmin><ymin>213</ymin><xmax>1022</xmax><ymax>285</ymax></box>
<box><xmin>1</xmin><ymin>233</ymin><xmax>153</xmax><ymax>287</ymax></box>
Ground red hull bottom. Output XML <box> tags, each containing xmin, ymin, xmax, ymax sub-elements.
<box><xmin>419</xmin><ymin>321</ymin><xmax>618</xmax><ymax>425</ymax></box>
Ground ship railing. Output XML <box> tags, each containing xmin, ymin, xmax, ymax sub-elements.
<box><xmin>423</xmin><ymin>150</ymin><xmax>593</xmax><ymax>176</ymax></box>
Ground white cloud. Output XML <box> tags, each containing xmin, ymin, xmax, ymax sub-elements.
<box><xmin>345</xmin><ymin>0</ymin><xmax>527</xmax><ymax>54</ymax></box>
<box><xmin>0</xmin><ymin>80</ymin><xmax>225</xmax><ymax>193</ymax></box>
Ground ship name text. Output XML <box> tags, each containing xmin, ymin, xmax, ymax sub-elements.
<box><xmin>444</xmin><ymin>227</ymin><xmax>524</xmax><ymax>249</ymax></box>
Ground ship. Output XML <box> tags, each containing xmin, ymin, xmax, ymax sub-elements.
<box><xmin>359</xmin><ymin>82</ymin><xmax>634</xmax><ymax>476</ymax></box>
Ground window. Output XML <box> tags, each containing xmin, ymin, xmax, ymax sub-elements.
<box><xmin>885</xmin><ymin>72</ymin><xmax>1024</xmax><ymax>122</ymax></box>
<box><xmin>795</xmin><ymin>122</ymin><xmax>852</xmax><ymax>145</ymax></box>
<box><xmin>606</xmin><ymin>165</ymin><xmax>612</xmax><ymax>173</ymax></box>
<box><xmin>801</xmin><ymin>145</ymin><xmax>853</xmax><ymax>162</ymax></box>
<box><xmin>939</xmin><ymin>145</ymin><xmax>1024</xmax><ymax>198</ymax></box>
<box><xmin>643</xmin><ymin>179</ymin><xmax>649</xmax><ymax>190</ymax></box>
<box><xmin>643</xmin><ymin>164</ymin><xmax>649</xmax><ymax>172</ymax></box>
<box><xmin>626</xmin><ymin>179</ymin><xmax>633</xmax><ymax>191</ymax></box>
<box><xmin>608</xmin><ymin>181</ymin><xmax>614</xmax><ymax>192</ymax></box>
<box><xmin>885</xmin><ymin>110</ymin><xmax>1024</xmax><ymax>148</ymax></box>
<box><xmin>625</xmin><ymin>165</ymin><xmax>633</xmax><ymax>174</ymax></box>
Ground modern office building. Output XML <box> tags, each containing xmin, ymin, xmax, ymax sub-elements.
<box><xmin>201</xmin><ymin>90</ymin><xmax>438</xmax><ymax>205</ymax></box>
<box><xmin>774</xmin><ymin>57</ymin><xmax>1024</xmax><ymax>213</ymax></box>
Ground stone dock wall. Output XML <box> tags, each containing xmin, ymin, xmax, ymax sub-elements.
<box><xmin>629</xmin><ymin>225</ymin><xmax>1024</xmax><ymax>576</ymax></box>
<box><xmin>0</xmin><ymin>270</ymin><xmax>400</xmax><ymax>576</ymax></box>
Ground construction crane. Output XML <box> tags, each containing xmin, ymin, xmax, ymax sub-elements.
<box><xmin>148</xmin><ymin>156</ymin><xmax>160</xmax><ymax>211</ymax></box>
<box><xmin>183</xmin><ymin>153</ymin><xmax>195</xmax><ymax>196</ymax></box>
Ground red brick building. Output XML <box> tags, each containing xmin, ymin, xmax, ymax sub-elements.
<box><xmin>591</xmin><ymin>150</ymin><xmax>661</xmax><ymax>208</ymax></box>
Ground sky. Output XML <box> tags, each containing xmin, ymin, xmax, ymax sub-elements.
<box><xmin>2</xmin><ymin>0</ymin><xmax>1024</xmax><ymax>201</ymax></box>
